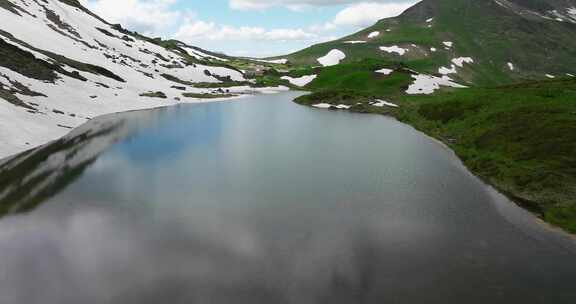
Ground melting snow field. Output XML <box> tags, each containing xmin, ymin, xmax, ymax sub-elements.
<box><xmin>312</xmin><ymin>103</ymin><xmax>332</xmax><ymax>109</ymax></box>
<box><xmin>317</xmin><ymin>49</ymin><xmax>346</xmax><ymax>67</ymax></box>
<box><xmin>406</xmin><ymin>74</ymin><xmax>465</xmax><ymax>95</ymax></box>
<box><xmin>372</xmin><ymin>99</ymin><xmax>398</xmax><ymax>107</ymax></box>
<box><xmin>452</xmin><ymin>57</ymin><xmax>474</xmax><ymax>67</ymax></box>
<box><xmin>439</xmin><ymin>65</ymin><xmax>458</xmax><ymax>75</ymax></box>
<box><xmin>380</xmin><ymin>45</ymin><xmax>408</xmax><ymax>56</ymax></box>
<box><xmin>281</xmin><ymin>75</ymin><xmax>317</xmax><ymax>87</ymax></box>
<box><xmin>334</xmin><ymin>104</ymin><xmax>351</xmax><ymax>109</ymax></box>
<box><xmin>312</xmin><ymin>104</ymin><xmax>351</xmax><ymax>110</ymax></box>
<box><xmin>568</xmin><ymin>7</ymin><xmax>576</xmax><ymax>20</ymax></box>
<box><xmin>437</xmin><ymin>57</ymin><xmax>474</xmax><ymax>76</ymax></box>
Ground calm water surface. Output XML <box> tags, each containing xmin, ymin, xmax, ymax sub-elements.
<box><xmin>0</xmin><ymin>92</ymin><xmax>575</xmax><ymax>304</ymax></box>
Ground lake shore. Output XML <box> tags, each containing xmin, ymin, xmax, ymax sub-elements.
<box><xmin>0</xmin><ymin>86</ymin><xmax>289</xmax><ymax>161</ymax></box>
<box><xmin>292</xmin><ymin>81</ymin><xmax>576</xmax><ymax>234</ymax></box>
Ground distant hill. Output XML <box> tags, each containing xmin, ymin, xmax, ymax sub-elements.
<box><xmin>280</xmin><ymin>0</ymin><xmax>576</xmax><ymax>86</ymax></box>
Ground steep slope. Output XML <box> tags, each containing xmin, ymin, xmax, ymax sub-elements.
<box><xmin>281</xmin><ymin>0</ymin><xmax>576</xmax><ymax>87</ymax></box>
<box><xmin>0</xmin><ymin>0</ymin><xmax>278</xmax><ymax>158</ymax></box>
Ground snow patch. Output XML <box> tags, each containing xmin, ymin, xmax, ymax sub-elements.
<box><xmin>451</xmin><ymin>57</ymin><xmax>474</xmax><ymax>67</ymax></box>
<box><xmin>507</xmin><ymin>62</ymin><xmax>515</xmax><ymax>71</ymax></box>
<box><xmin>312</xmin><ymin>104</ymin><xmax>351</xmax><ymax>110</ymax></box>
<box><xmin>443</xmin><ymin>41</ymin><xmax>453</xmax><ymax>49</ymax></box>
<box><xmin>430</xmin><ymin>47</ymin><xmax>437</xmax><ymax>52</ymax></box>
<box><xmin>406</xmin><ymin>74</ymin><xmax>466</xmax><ymax>95</ymax></box>
<box><xmin>437</xmin><ymin>56</ymin><xmax>473</xmax><ymax>74</ymax></box>
<box><xmin>335</xmin><ymin>104</ymin><xmax>351</xmax><ymax>109</ymax></box>
<box><xmin>566</xmin><ymin>7</ymin><xmax>576</xmax><ymax>22</ymax></box>
<box><xmin>372</xmin><ymin>99</ymin><xmax>398</xmax><ymax>108</ymax></box>
<box><xmin>368</xmin><ymin>31</ymin><xmax>380</xmax><ymax>39</ymax></box>
<box><xmin>344</xmin><ymin>41</ymin><xmax>367</xmax><ymax>44</ymax></box>
<box><xmin>426</xmin><ymin>18</ymin><xmax>434</xmax><ymax>23</ymax></box>
<box><xmin>380</xmin><ymin>45</ymin><xmax>408</xmax><ymax>56</ymax></box>
<box><xmin>546</xmin><ymin>74</ymin><xmax>556</xmax><ymax>79</ymax></box>
<box><xmin>439</xmin><ymin>65</ymin><xmax>458</xmax><ymax>75</ymax></box>
<box><xmin>317</xmin><ymin>49</ymin><xmax>346</xmax><ymax>67</ymax></box>
<box><xmin>281</xmin><ymin>75</ymin><xmax>317</xmax><ymax>87</ymax></box>
<box><xmin>375</xmin><ymin>68</ymin><xmax>394</xmax><ymax>75</ymax></box>
<box><xmin>180</xmin><ymin>46</ymin><xmax>229</xmax><ymax>62</ymax></box>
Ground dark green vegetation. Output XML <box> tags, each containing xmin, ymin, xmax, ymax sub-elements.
<box><xmin>0</xmin><ymin>29</ymin><xmax>124</xmax><ymax>83</ymax></box>
<box><xmin>0</xmin><ymin>86</ymin><xmax>33</xmax><ymax>109</ymax></box>
<box><xmin>0</xmin><ymin>0</ymin><xmax>21</xmax><ymax>15</ymax></box>
<box><xmin>295</xmin><ymin>90</ymin><xmax>393</xmax><ymax>115</ymax></box>
<box><xmin>182</xmin><ymin>92</ymin><xmax>237</xmax><ymax>99</ymax></box>
<box><xmin>139</xmin><ymin>91</ymin><xmax>167</xmax><ymax>99</ymax></box>
<box><xmin>0</xmin><ymin>37</ymin><xmax>62</xmax><ymax>82</ymax></box>
<box><xmin>306</xmin><ymin>59</ymin><xmax>412</xmax><ymax>96</ymax></box>
<box><xmin>295</xmin><ymin>89</ymin><xmax>375</xmax><ymax>105</ymax></box>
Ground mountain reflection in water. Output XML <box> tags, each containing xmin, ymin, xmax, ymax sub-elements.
<box><xmin>0</xmin><ymin>92</ymin><xmax>575</xmax><ymax>304</ymax></box>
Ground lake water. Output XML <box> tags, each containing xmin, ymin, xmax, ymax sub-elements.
<box><xmin>0</xmin><ymin>91</ymin><xmax>575</xmax><ymax>304</ymax></box>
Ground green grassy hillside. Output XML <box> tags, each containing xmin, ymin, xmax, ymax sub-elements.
<box><xmin>279</xmin><ymin>0</ymin><xmax>576</xmax><ymax>86</ymax></box>
<box><xmin>304</xmin><ymin>59</ymin><xmax>411</xmax><ymax>96</ymax></box>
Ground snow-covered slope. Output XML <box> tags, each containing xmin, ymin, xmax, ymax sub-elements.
<box><xmin>0</xmin><ymin>0</ymin><xmax>258</xmax><ymax>158</ymax></box>
<box><xmin>496</xmin><ymin>0</ymin><xmax>576</xmax><ymax>22</ymax></box>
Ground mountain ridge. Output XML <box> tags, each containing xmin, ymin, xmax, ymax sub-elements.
<box><xmin>278</xmin><ymin>0</ymin><xmax>576</xmax><ymax>87</ymax></box>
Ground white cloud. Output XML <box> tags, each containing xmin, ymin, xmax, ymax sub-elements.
<box><xmin>229</xmin><ymin>0</ymin><xmax>418</xmax><ymax>11</ymax></box>
<box><xmin>309</xmin><ymin>1</ymin><xmax>414</xmax><ymax>34</ymax></box>
<box><xmin>80</xmin><ymin>0</ymin><xmax>182</xmax><ymax>34</ymax></box>
<box><xmin>333</xmin><ymin>2</ymin><xmax>414</xmax><ymax>27</ymax></box>
<box><xmin>78</xmin><ymin>0</ymin><xmax>419</xmax><ymax>57</ymax></box>
<box><xmin>174</xmin><ymin>20</ymin><xmax>318</xmax><ymax>42</ymax></box>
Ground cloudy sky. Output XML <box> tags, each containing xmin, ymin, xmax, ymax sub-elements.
<box><xmin>80</xmin><ymin>0</ymin><xmax>419</xmax><ymax>57</ymax></box>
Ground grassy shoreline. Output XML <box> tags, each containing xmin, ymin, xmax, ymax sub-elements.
<box><xmin>293</xmin><ymin>78</ymin><xmax>576</xmax><ymax>234</ymax></box>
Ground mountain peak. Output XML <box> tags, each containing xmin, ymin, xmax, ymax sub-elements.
<box><xmin>399</xmin><ymin>0</ymin><xmax>576</xmax><ymax>22</ymax></box>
